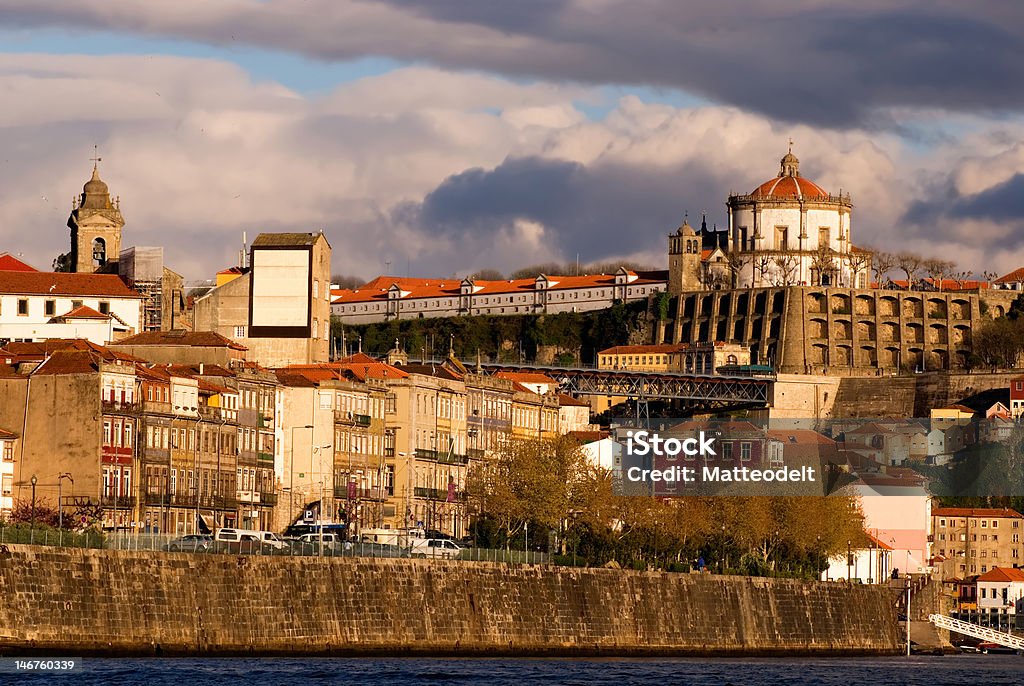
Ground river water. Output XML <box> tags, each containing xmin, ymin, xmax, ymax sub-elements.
<box><xmin>12</xmin><ymin>655</ymin><xmax>1023</xmax><ymax>685</ymax></box>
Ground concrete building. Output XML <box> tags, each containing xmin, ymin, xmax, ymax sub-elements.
<box><xmin>117</xmin><ymin>247</ymin><xmax>187</xmax><ymax>333</ymax></box>
<box><xmin>0</xmin><ymin>270</ymin><xmax>143</xmax><ymax>345</ymax></box>
<box><xmin>931</xmin><ymin>507</ymin><xmax>1024</xmax><ymax>578</ymax></box>
<box><xmin>194</xmin><ymin>232</ymin><xmax>332</xmax><ymax>366</ymax></box>
<box><xmin>110</xmin><ymin>330</ymin><xmax>248</xmax><ymax>367</ymax></box>
<box><xmin>331</xmin><ymin>268</ymin><xmax>667</xmax><ymax>324</ymax></box>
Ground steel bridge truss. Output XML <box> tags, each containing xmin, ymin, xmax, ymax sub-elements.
<box><xmin>480</xmin><ymin>363</ymin><xmax>772</xmax><ymax>409</ymax></box>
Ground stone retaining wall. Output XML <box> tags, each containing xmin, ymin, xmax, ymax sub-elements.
<box><xmin>0</xmin><ymin>547</ymin><xmax>902</xmax><ymax>656</ymax></box>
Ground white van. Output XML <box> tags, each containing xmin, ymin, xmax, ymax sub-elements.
<box><xmin>410</xmin><ymin>538</ymin><xmax>462</xmax><ymax>559</ymax></box>
<box><xmin>215</xmin><ymin>528</ymin><xmax>287</xmax><ymax>549</ymax></box>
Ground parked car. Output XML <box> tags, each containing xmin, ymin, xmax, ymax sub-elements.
<box><xmin>164</xmin><ymin>534</ymin><xmax>213</xmax><ymax>552</ymax></box>
<box><xmin>214</xmin><ymin>528</ymin><xmax>287</xmax><ymax>550</ymax></box>
<box><xmin>411</xmin><ymin>538</ymin><xmax>463</xmax><ymax>559</ymax></box>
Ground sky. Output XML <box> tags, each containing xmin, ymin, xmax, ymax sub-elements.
<box><xmin>1</xmin><ymin>1</ymin><xmax>1024</xmax><ymax>282</ymax></box>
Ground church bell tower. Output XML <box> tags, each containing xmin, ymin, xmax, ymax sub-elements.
<box><xmin>66</xmin><ymin>154</ymin><xmax>124</xmax><ymax>273</ymax></box>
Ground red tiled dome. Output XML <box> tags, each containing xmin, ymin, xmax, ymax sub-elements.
<box><xmin>750</xmin><ymin>174</ymin><xmax>829</xmax><ymax>200</ymax></box>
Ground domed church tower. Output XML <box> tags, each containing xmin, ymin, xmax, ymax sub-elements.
<box><xmin>66</xmin><ymin>159</ymin><xmax>124</xmax><ymax>273</ymax></box>
<box><xmin>726</xmin><ymin>144</ymin><xmax>857</xmax><ymax>288</ymax></box>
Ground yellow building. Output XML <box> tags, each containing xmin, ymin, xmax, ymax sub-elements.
<box><xmin>929</xmin><ymin>404</ymin><xmax>976</xmax><ymax>430</ymax></box>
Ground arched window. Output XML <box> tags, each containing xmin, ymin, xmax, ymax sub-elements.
<box><xmin>92</xmin><ymin>237</ymin><xmax>107</xmax><ymax>266</ymax></box>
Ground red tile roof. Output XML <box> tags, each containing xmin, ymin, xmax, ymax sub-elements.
<box><xmin>32</xmin><ymin>350</ymin><xmax>105</xmax><ymax>375</ymax></box>
<box><xmin>750</xmin><ymin>174</ymin><xmax>829</xmax><ymax>200</ymax></box>
<box><xmin>569</xmin><ymin>430</ymin><xmax>609</xmax><ymax>443</ymax></box>
<box><xmin>332</xmin><ymin>270</ymin><xmax>667</xmax><ymax>305</ymax></box>
<box><xmin>1</xmin><ymin>339</ymin><xmax>143</xmax><ymax>364</ymax></box>
<box><xmin>0</xmin><ymin>270</ymin><xmax>141</xmax><ymax>297</ymax></box>
<box><xmin>0</xmin><ymin>253</ymin><xmax>39</xmax><ymax>272</ymax></box>
<box><xmin>495</xmin><ymin>371</ymin><xmax>558</xmax><ymax>385</ymax></box>
<box><xmin>558</xmin><ymin>393</ymin><xmax>590</xmax><ymax>407</ymax></box>
<box><xmin>113</xmin><ymin>330</ymin><xmax>247</xmax><ymax>350</ymax></box>
<box><xmin>888</xmin><ymin>278</ymin><xmax>989</xmax><ymax>291</ymax></box>
<box><xmin>977</xmin><ymin>567</ymin><xmax>1024</xmax><ymax>583</ymax></box>
<box><xmin>994</xmin><ymin>267</ymin><xmax>1024</xmax><ymax>285</ymax></box>
<box><xmin>932</xmin><ymin>507</ymin><xmax>1023</xmax><ymax>519</ymax></box>
<box><xmin>0</xmin><ymin>427</ymin><xmax>18</xmax><ymax>439</ymax></box>
<box><xmin>54</xmin><ymin>305</ymin><xmax>111</xmax><ymax>320</ymax></box>
<box><xmin>766</xmin><ymin>429</ymin><xmax>835</xmax><ymax>445</ymax></box>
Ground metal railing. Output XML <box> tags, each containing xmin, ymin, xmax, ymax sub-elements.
<box><xmin>0</xmin><ymin>526</ymin><xmax>551</xmax><ymax>565</ymax></box>
<box><xmin>929</xmin><ymin>614</ymin><xmax>1024</xmax><ymax>651</ymax></box>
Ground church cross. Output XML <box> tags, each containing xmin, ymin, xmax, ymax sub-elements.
<box><xmin>90</xmin><ymin>145</ymin><xmax>102</xmax><ymax>170</ymax></box>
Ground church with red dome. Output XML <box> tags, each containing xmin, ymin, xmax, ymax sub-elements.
<box><xmin>669</xmin><ymin>145</ymin><xmax>871</xmax><ymax>294</ymax></box>
<box><xmin>726</xmin><ymin>145</ymin><xmax>866</xmax><ymax>289</ymax></box>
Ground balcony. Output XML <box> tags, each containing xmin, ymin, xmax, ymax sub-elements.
<box><xmin>102</xmin><ymin>399</ymin><xmax>142</xmax><ymax>415</ymax></box>
<box><xmin>100</xmin><ymin>495</ymin><xmax>136</xmax><ymax>508</ymax></box>
<box><xmin>334</xmin><ymin>485</ymin><xmax>389</xmax><ymax>501</ymax></box>
<box><xmin>414</xmin><ymin>448</ymin><xmax>469</xmax><ymax>465</ymax></box>
<box><xmin>235</xmin><ymin>490</ymin><xmax>277</xmax><ymax>506</ymax></box>
<box><xmin>335</xmin><ymin>411</ymin><xmax>373</xmax><ymax>427</ymax></box>
<box><xmin>198</xmin><ymin>405</ymin><xmax>221</xmax><ymax>421</ymax></box>
<box><xmin>257</xmin><ymin>452</ymin><xmax>274</xmax><ymax>465</ymax></box>
<box><xmin>143</xmin><ymin>492</ymin><xmax>172</xmax><ymax>506</ymax></box>
<box><xmin>413</xmin><ymin>487</ymin><xmax>467</xmax><ymax>502</ymax></box>
<box><xmin>467</xmin><ymin>448</ymin><xmax>485</xmax><ymax>461</ymax></box>
<box><xmin>354</xmin><ymin>414</ymin><xmax>372</xmax><ymax>427</ymax></box>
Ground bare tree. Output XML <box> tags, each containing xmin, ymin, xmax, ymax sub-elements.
<box><xmin>922</xmin><ymin>258</ymin><xmax>956</xmax><ymax>292</ymax></box>
<box><xmin>724</xmin><ymin>252</ymin><xmax>750</xmax><ymax>289</ymax></box>
<box><xmin>700</xmin><ymin>266</ymin><xmax>730</xmax><ymax>290</ymax></box>
<box><xmin>770</xmin><ymin>254</ymin><xmax>800</xmax><ymax>287</ymax></box>
<box><xmin>470</xmin><ymin>268</ymin><xmax>505</xmax><ymax>281</ymax></box>
<box><xmin>810</xmin><ymin>245</ymin><xmax>837</xmax><ymax>286</ymax></box>
<box><xmin>867</xmin><ymin>249</ymin><xmax>896</xmax><ymax>286</ymax></box>
<box><xmin>752</xmin><ymin>254</ymin><xmax>773</xmax><ymax>287</ymax></box>
<box><xmin>331</xmin><ymin>274</ymin><xmax>366</xmax><ymax>289</ymax></box>
<box><xmin>894</xmin><ymin>252</ymin><xmax>923</xmax><ymax>290</ymax></box>
<box><xmin>844</xmin><ymin>249</ymin><xmax>872</xmax><ymax>289</ymax></box>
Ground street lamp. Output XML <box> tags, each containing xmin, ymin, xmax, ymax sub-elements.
<box><xmin>847</xmin><ymin>540</ymin><xmax>853</xmax><ymax>582</ymax></box>
<box><xmin>30</xmin><ymin>474</ymin><xmax>37</xmax><ymax>534</ymax></box>
<box><xmin>289</xmin><ymin>425</ymin><xmax>314</xmax><ymax>527</ymax></box>
<box><xmin>57</xmin><ymin>473</ymin><xmax>73</xmax><ymax>530</ymax></box>
<box><xmin>905</xmin><ymin>573</ymin><xmax>912</xmax><ymax>657</ymax></box>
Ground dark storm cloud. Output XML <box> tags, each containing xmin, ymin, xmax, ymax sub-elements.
<box><xmin>4</xmin><ymin>1</ymin><xmax>1024</xmax><ymax>126</ymax></box>
<box><xmin>901</xmin><ymin>173</ymin><xmax>1024</xmax><ymax>250</ymax></box>
<box><xmin>412</xmin><ymin>155</ymin><xmax>727</xmax><ymax>264</ymax></box>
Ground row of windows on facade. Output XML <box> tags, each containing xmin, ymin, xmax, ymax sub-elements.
<box><xmin>659</xmin><ymin>441</ymin><xmax>755</xmax><ymax>461</ymax></box>
<box><xmin>936</xmin><ymin>532</ymin><xmax>1021</xmax><ymax>543</ymax></box>
<box><xmin>5</xmin><ymin>298</ymin><xmax>112</xmax><ymax>317</ymax></box>
<box><xmin>339</xmin><ymin>286</ymin><xmax>656</xmax><ymax>313</ymax></box>
<box><xmin>734</xmin><ymin>226</ymin><xmax>847</xmax><ymax>249</ymax></box>
<box><xmin>958</xmin><ymin>564</ymin><xmax>1017</xmax><ymax>575</ymax></box>
<box><xmin>599</xmin><ymin>353</ymin><xmax>738</xmax><ymax>368</ymax></box>
<box><xmin>140</xmin><ymin>465</ymin><xmax>274</xmax><ymax>497</ymax></box>
<box><xmin>333</xmin><ymin>429</ymin><xmax>379</xmax><ymax>457</ymax></box>
<box><xmin>137</xmin><ymin>424</ymin><xmax>270</xmax><ymax>454</ymax></box>
<box><xmin>936</xmin><ymin>548</ymin><xmax>1021</xmax><ymax>559</ymax></box>
<box><xmin>937</xmin><ymin>518</ymin><xmax>1020</xmax><ymax>528</ymax></box>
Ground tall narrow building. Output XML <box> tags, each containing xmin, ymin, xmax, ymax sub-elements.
<box><xmin>67</xmin><ymin>162</ymin><xmax>124</xmax><ymax>273</ymax></box>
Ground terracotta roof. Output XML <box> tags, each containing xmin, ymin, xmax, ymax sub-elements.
<box><xmin>495</xmin><ymin>371</ymin><xmax>558</xmax><ymax>385</ymax></box>
<box><xmin>0</xmin><ymin>253</ymin><xmax>39</xmax><ymax>271</ymax></box>
<box><xmin>569</xmin><ymin>430</ymin><xmax>609</xmax><ymax>443</ymax></box>
<box><xmin>216</xmin><ymin>266</ymin><xmax>246</xmax><ymax>275</ymax></box>
<box><xmin>932</xmin><ymin>507</ymin><xmax>1023</xmax><ymax>519</ymax></box>
<box><xmin>332</xmin><ymin>270</ymin><xmax>668</xmax><ymax>305</ymax></box>
<box><xmin>0</xmin><ymin>271</ymin><xmax>141</xmax><ymax>297</ymax></box>
<box><xmin>196</xmin><ymin>378</ymin><xmax>234</xmax><ymax>395</ymax></box>
<box><xmin>977</xmin><ymin>567</ymin><xmax>1024</xmax><ymax>583</ymax></box>
<box><xmin>113</xmin><ymin>330</ymin><xmax>247</xmax><ymax>350</ymax></box>
<box><xmin>54</xmin><ymin>305</ymin><xmax>111</xmax><ymax>320</ymax></box>
<box><xmin>750</xmin><ymin>175</ymin><xmax>830</xmax><ymax>200</ymax></box>
<box><xmin>975</xmin><ymin>568</ymin><xmax>1024</xmax><ymax>584</ymax></box>
<box><xmin>994</xmin><ymin>267</ymin><xmax>1024</xmax><ymax>285</ymax></box>
<box><xmin>32</xmin><ymin>350</ymin><xmax>104</xmax><ymax>375</ymax></box>
<box><xmin>280</xmin><ymin>361</ymin><xmax>408</xmax><ymax>383</ymax></box>
<box><xmin>0</xmin><ymin>427</ymin><xmax>18</xmax><ymax>439</ymax></box>
<box><xmin>766</xmin><ymin>429</ymin><xmax>835</xmax><ymax>445</ymax></box>
<box><xmin>165</xmin><ymin>363</ymin><xmax>235</xmax><ymax>378</ymax></box>
<box><xmin>864</xmin><ymin>532</ymin><xmax>894</xmax><ymax>551</ymax></box>
<box><xmin>888</xmin><ymin>278</ymin><xmax>989</xmax><ymax>291</ymax></box>
<box><xmin>402</xmin><ymin>364</ymin><xmax>463</xmax><ymax>381</ymax></box>
<box><xmin>1</xmin><ymin>339</ymin><xmax>142</xmax><ymax>364</ymax></box>
<box><xmin>935</xmin><ymin>404</ymin><xmax>975</xmax><ymax>414</ymax></box>
<box><xmin>600</xmin><ymin>343</ymin><xmax>685</xmax><ymax>356</ymax></box>
<box><xmin>558</xmin><ymin>393</ymin><xmax>589</xmax><ymax>407</ymax></box>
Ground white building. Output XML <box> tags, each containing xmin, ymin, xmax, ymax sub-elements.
<box><xmin>332</xmin><ymin>268</ymin><xmax>667</xmax><ymax>324</ymax></box>
<box><xmin>977</xmin><ymin>567</ymin><xmax>1024</xmax><ymax>617</ymax></box>
<box><xmin>0</xmin><ymin>270</ymin><xmax>142</xmax><ymax>345</ymax></box>
<box><xmin>821</xmin><ymin>532</ymin><xmax>893</xmax><ymax>583</ymax></box>
<box><xmin>726</xmin><ymin>146</ymin><xmax>870</xmax><ymax>289</ymax></box>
